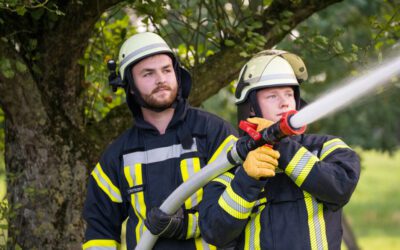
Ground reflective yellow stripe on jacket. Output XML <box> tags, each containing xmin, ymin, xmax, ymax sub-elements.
<box><xmin>304</xmin><ymin>192</ymin><xmax>328</xmax><ymax>250</ymax></box>
<box><xmin>218</xmin><ymin>184</ymin><xmax>255</xmax><ymax>219</ymax></box>
<box><xmin>91</xmin><ymin>163</ymin><xmax>122</xmax><ymax>203</ymax></box>
<box><xmin>192</xmin><ymin>135</ymin><xmax>236</xmax><ymax>248</ymax></box>
<box><xmin>320</xmin><ymin>138</ymin><xmax>350</xmax><ymax>160</ymax></box>
<box><xmin>244</xmin><ymin>203</ymin><xmax>265</xmax><ymax>250</ymax></box>
<box><xmin>124</xmin><ymin>163</ymin><xmax>147</xmax><ymax>243</ymax></box>
<box><xmin>212</xmin><ymin>172</ymin><xmax>234</xmax><ymax>187</ymax></box>
<box><xmin>82</xmin><ymin>239</ymin><xmax>119</xmax><ymax>250</ymax></box>
<box><xmin>208</xmin><ymin>135</ymin><xmax>238</xmax><ymax>164</ymax></box>
<box><xmin>180</xmin><ymin>157</ymin><xmax>202</xmax><ymax>239</ymax></box>
<box><xmin>302</xmin><ymin>138</ymin><xmax>349</xmax><ymax>250</ymax></box>
<box><xmin>285</xmin><ymin>147</ymin><xmax>319</xmax><ymax>187</ymax></box>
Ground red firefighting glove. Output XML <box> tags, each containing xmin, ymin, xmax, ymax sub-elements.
<box><xmin>243</xmin><ymin>146</ymin><xmax>280</xmax><ymax>180</ymax></box>
<box><xmin>144</xmin><ymin>207</ymin><xmax>186</xmax><ymax>239</ymax></box>
<box><xmin>247</xmin><ymin>117</ymin><xmax>275</xmax><ymax>132</ymax></box>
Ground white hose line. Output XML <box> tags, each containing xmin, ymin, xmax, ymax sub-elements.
<box><xmin>136</xmin><ymin>153</ymin><xmax>235</xmax><ymax>250</ymax></box>
<box><xmin>290</xmin><ymin>55</ymin><xmax>400</xmax><ymax>128</ymax></box>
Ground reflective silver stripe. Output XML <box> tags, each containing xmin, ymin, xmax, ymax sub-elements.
<box><xmin>217</xmin><ymin>173</ymin><xmax>233</xmax><ymax>183</ymax></box>
<box><xmin>254</xmin><ymin>197</ymin><xmax>266</xmax><ymax>207</ymax></box>
<box><xmin>188</xmin><ymin>213</ymin><xmax>198</xmax><ymax>238</ymax></box>
<box><xmin>304</xmin><ymin>191</ymin><xmax>328</xmax><ymax>250</ymax></box>
<box><xmin>120</xmin><ymin>43</ymin><xmax>170</xmax><ymax>68</ymax></box>
<box><xmin>123</xmin><ymin>139</ymin><xmax>197</xmax><ymax>165</ymax></box>
<box><xmin>290</xmin><ymin>151</ymin><xmax>312</xmax><ymax>181</ymax></box>
<box><xmin>249</xmin><ymin>219</ymin><xmax>256</xmax><ymax>250</ymax></box>
<box><xmin>313</xmin><ymin>199</ymin><xmax>323</xmax><ymax>250</ymax></box>
<box><xmin>245</xmin><ymin>204</ymin><xmax>264</xmax><ymax>250</ymax></box>
<box><xmin>130</xmin><ymin>164</ymin><xmax>146</xmax><ymax>237</ymax></box>
<box><xmin>126</xmin><ymin>165</ymin><xmax>144</xmax><ymax>220</ymax></box>
<box><xmin>246</xmin><ymin>73</ymin><xmax>297</xmax><ymax>84</ymax></box>
<box><xmin>311</xmin><ymin>198</ymin><xmax>324</xmax><ymax>250</ymax></box>
<box><xmin>200</xmin><ymin>238</ymin><xmax>211</xmax><ymax>250</ymax></box>
<box><xmin>92</xmin><ymin>167</ymin><xmax>122</xmax><ymax>202</ymax></box>
<box><xmin>221</xmin><ymin>191</ymin><xmax>251</xmax><ymax>215</ymax></box>
<box><xmin>320</xmin><ymin>139</ymin><xmax>349</xmax><ymax>159</ymax></box>
<box><xmin>213</xmin><ymin>172</ymin><xmax>234</xmax><ymax>187</ymax></box>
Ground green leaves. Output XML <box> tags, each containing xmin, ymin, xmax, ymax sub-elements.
<box><xmin>82</xmin><ymin>9</ymin><xmax>136</xmax><ymax>122</ymax></box>
<box><xmin>15</xmin><ymin>60</ymin><xmax>27</xmax><ymax>73</ymax></box>
<box><xmin>15</xmin><ymin>6</ymin><xmax>27</xmax><ymax>16</ymax></box>
<box><xmin>0</xmin><ymin>58</ymin><xmax>14</xmax><ymax>79</ymax></box>
<box><xmin>224</xmin><ymin>39</ymin><xmax>235</xmax><ymax>47</ymax></box>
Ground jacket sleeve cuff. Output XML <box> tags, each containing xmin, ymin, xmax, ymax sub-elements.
<box><xmin>230</xmin><ymin>166</ymin><xmax>266</xmax><ymax>202</ymax></box>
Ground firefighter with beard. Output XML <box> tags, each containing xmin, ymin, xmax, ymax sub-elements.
<box><xmin>82</xmin><ymin>32</ymin><xmax>238</xmax><ymax>249</ymax></box>
<box><xmin>199</xmin><ymin>50</ymin><xmax>361</xmax><ymax>250</ymax></box>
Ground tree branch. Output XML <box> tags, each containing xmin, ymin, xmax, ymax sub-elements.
<box><xmin>84</xmin><ymin>0</ymin><xmax>346</xmax><ymax>141</ymax></box>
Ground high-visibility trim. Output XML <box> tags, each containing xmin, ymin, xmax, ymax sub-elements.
<box><xmin>254</xmin><ymin>197</ymin><xmax>267</xmax><ymax>207</ymax></box>
<box><xmin>123</xmin><ymin>139</ymin><xmax>198</xmax><ymax>166</ymax></box>
<box><xmin>212</xmin><ymin>172</ymin><xmax>234</xmax><ymax>187</ymax></box>
<box><xmin>208</xmin><ymin>135</ymin><xmax>238</xmax><ymax>164</ymax></box>
<box><xmin>179</xmin><ymin>157</ymin><xmax>203</xmax><ymax>239</ymax></box>
<box><xmin>218</xmin><ymin>185</ymin><xmax>255</xmax><ymax>219</ymax></box>
<box><xmin>304</xmin><ymin>191</ymin><xmax>328</xmax><ymax>250</ymax></box>
<box><xmin>195</xmin><ymin>237</ymin><xmax>217</xmax><ymax>250</ymax></box>
<box><xmin>82</xmin><ymin>239</ymin><xmax>119</xmax><ymax>250</ymax></box>
<box><xmin>91</xmin><ymin>163</ymin><xmax>122</xmax><ymax>203</ymax></box>
<box><xmin>186</xmin><ymin>212</ymin><xmax>201</xmax><ymax>239</ymax></box>
<box><xmin>320</xmin><ymin>138</ymin><xmax>350</xmax><ymax>160</ymax></box>
<box><xmin>244</xmin><ymin>205</ymin><xmax>265</xmax><ymax>250</ymax></box>
<box><xmin>180</xmin><ymin>158</ymin><xmax>203</xmax><ymax>209</ymax></box>
<box><xmin>285</xmin><ymin>147</ymin><xmax>319</xmax><ymax>187</ymax></box>
<box><xmin>124</xmin><ymin>163</ymin><xmax>147</xmax><ymax>243</ymax></box>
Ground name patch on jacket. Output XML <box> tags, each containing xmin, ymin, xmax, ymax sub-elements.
<box><xmin>127</xmin><ymin>185</ymin><xmax>145</xmax><ymax>195</ymax></box>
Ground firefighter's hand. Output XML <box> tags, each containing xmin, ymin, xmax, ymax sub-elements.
<box><xmin>145</xmin><ymin>207</ymin><xmax>185</xmax><ymax>239</ymax></box>
<box><xmin>243</xmin><ymin>146</ymin><xmax>280</xmax><ymax>180</ymax></box>
<box><xmin>247</xmin><ymin>117</ymin><xmax>274</xmax><ymax>132</ymax></box>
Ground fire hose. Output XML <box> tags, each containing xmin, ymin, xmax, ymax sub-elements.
<box><xmin>136</xmin><ymin>54</ymin><xmax>400</xmax><ymax>250</ymax></box>
<box><xmin>136</xmin><ymin>110</ymin><xmax>306</xmax><ymax>250</ymax></box>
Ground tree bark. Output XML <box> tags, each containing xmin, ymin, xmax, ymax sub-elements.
<box><xmin>0</xmin><ymin>0</ymin><xmax>344</xmax><ymax>248</ymax></box>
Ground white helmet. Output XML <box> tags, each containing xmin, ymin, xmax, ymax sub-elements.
<box><xmin>118</xmin><ymin>32</ymin><xmax>174</xmax><ymax>81</ymax></box>
<box><xmin>235</xmin><ymin>50</ymin><xmax>307</xmax><ymax>104</ymax></box>
<box><xmin>117</xmin><ymin>32</ymin><xmax>192</xmax><ymax>112</ymax></box>
<box><xmin>235</xmin><ymin>50</ymin><xmax>308</xmax><ymax>125</ymax></box>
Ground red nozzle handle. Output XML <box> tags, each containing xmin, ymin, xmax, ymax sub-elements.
<box><xmin>239</xmin><ymin>120</ymin><xmax>262</xmax><ymax>141</ymax></box>
<box><xmin>279</xmin><ymin>110</ymin><xmax>307</xmax><ymax>135</ymax></box>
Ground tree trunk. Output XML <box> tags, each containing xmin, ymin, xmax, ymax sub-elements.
<box><xmin>5</xmin><ymin>120</ymin><xmax>89</xmax><ymax>249</ymax></box>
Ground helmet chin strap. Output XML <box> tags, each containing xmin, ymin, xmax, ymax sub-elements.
<box><xmin>249</xmin><ymin>91</ymin><xmax>263</xmax><ymax>117</ymax></box>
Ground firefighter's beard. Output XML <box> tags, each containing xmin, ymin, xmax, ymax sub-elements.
<box><xmin>141</xmin><ymin>84</ymin><xmax>178</xmax><ymax>110</ymax></box>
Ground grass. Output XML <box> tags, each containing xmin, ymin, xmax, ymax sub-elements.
<box><xmin>0</xmin><ymin>150</ymin><xmax>399</xmax><ymax>249</ymax></box>
<box><xmin>343</xmin><ymin>149</ymin><xmax>400</xmax><ymax>250</ymax></box>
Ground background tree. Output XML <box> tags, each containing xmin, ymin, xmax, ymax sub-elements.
<box><xmin>0</xmin><ymin>0</ymin><xmax>399</xmax><ymax>249</ymax></box>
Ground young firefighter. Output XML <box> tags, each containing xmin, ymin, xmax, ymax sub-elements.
<box><xmin>199</xmin><ymin>50</ymin><xmax>361</xmax><ymax>250</ymax></box>
<box><xmin>82</xmin><ymin>32</ymin><xmax>238</xmax><ymax>249</ymax></box>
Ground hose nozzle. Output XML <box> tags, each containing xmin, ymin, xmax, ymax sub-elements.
<box><xmin>228</xmin><ymin>110</ymin><xmax>306</xmax><ymax>165</ymax></box>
